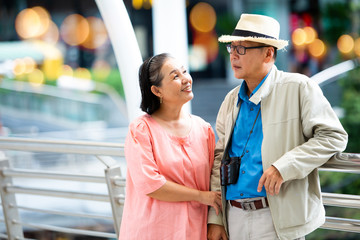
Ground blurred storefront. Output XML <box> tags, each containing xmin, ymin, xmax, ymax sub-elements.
<box><xmin>1</xmin><ymin>0</ymin><xmax>359</xmax><ymax>83</ymax></box>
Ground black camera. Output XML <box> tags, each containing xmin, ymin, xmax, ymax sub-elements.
<box><xmin>220</xmin><ymin>157</ymin><xmax>241</xmax><ymax>186</ymax></box>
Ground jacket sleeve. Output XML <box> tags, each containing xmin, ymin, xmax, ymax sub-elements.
<box><xmin>208</xmin><ymin>94</ymin><xmax>231</xmax><ymax>226</ymax></box>
<box><xmin>273</xmin><ymin>79</ymin><xmax>348</xmax><ymax>181</ymax></box>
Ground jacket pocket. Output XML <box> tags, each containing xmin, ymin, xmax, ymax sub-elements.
<box><xmin>274</xmin><ymin>177</ymin><xmax>322</xmax><ymax>229</ymax></box>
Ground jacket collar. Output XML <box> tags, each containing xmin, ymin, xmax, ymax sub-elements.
<box><xmin>249</xmin><ymin>65</ymin><xmax>277</xmax><ymax>105</ymax></box>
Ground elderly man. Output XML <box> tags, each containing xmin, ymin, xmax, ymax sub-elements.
<box><xmin>207</xmin><ymin>14</ymin><xmax>348</xmax><ymax>240</ymax></box>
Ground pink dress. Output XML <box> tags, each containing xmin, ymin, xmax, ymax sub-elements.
<box><xmin>119</xmin><ymin>114</ymin><xmax>215</xmax><ymax>240</ymax></box>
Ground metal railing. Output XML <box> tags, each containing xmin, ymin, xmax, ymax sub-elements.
<box><xmin>320</xmin><ymin>152</ymin><xmax>360</xmax><ymax>233</ymax></box>
<box><xmin>0</xmin><ymin>137</ymin><xmax>359</xmax><ymax>239</ymax></box>
<box><xmin>0</xmin><ymin>137</ymin><xmax>125</xmax><ymax>240</ymax></box>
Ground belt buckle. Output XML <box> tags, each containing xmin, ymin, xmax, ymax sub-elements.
<box><xmin>240</xmin><ymin>201</ymin><xmax>256</xmax><ymax>211</ymax></box>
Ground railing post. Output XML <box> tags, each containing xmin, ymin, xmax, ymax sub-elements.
<box><xmin>0</xmin><ymin>154</ymin><xmax>24</xmax><ymax>240</ymax></box>
<box><xmin>104</xmin><ymin>165</ymin><xmax>124</xmax><ymax>238</ymax></box>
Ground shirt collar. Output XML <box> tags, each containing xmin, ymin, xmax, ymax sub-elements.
<box><xmin>237</xmin><ymin>69</ymin><xmax>272</xmax><ymax>106</ymax></box>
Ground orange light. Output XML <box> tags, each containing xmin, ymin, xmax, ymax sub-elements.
<box><xmin>15</xmin><ymin>7</ymin><xmax>50</xmax><ymax>39</ymax></box>
<box><xmin>81</xmin><ymin>17</ymin><xmax>108</xmax><ymax>49</ymax></box>
<box><xmin>132</xmin><ymin>0</ymin><xmax>142</xmax><ymax>10</ymax></box>
<box><xmin>308</xmin><ymin>39</ymin><xmax>326</xmax><ymax>58</ymax></box>
<box><xmin>23</xmin><ymin>57</ymin><xmax>37</xmax><ymax>74</ymax></box>
<box><xmin>61</xmin><ymin>65</ymin><xmax>73</xmax><ymax>76</ymax></box>
<box><xmin>74</xmin><ymin>67</ymin><xmax>92</xmax><ymax>80</ymax></box>
<box><xmin>292</xmin><ymin>28</ymin><xmax>306</xmax><ymax>46</ymax></box>
<box><xmin>193</xmin><ymin>31</ymin><xmax>219</xmax><ymax>63</ymax></box>
<box><xmin>39</xmin><ymin>20</ymin><xmax>60</xmax><ymax>44</ymax></box>
<box><xmin>354</xmin><ymin>38</ymin><xmax>360</xmax><ymax>57</ymax></box>
<box><xmin>13</xmin><ymin>59</ymin><xmax>26</xmax><ymax>76</ymax></box>
<box><xmin>303</xmin><ymin>26</ymin><xmax>317</xmax><ymax>44</ymax></box>
<box><xmin>32</xmin><ymin>6</ymin><xmax>51</xmax><ymax>34</ymax></box>
<box><xmin>189</xmin><ymin>2</ymin><xmax>216</xmax><ymax>33</ymax></box>
<box><xmin>60</xmin><ymin>14</ymin><xmax>90</xmax><ymax>46</ymax></box>
<box><xmin>337</xmin><ymin>34</ymin><xmax>354</xmax><ymax>54</ymax></box>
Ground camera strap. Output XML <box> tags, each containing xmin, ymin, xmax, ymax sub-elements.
<box><xmin>238</xmin><ymin>107</ymin><xmax>261</xmax><ymax>159</ymax></box>
<box><xmin>222</xmin><ymin>106</ymin><xmax>261</xmax><ymax>164</ymax></box>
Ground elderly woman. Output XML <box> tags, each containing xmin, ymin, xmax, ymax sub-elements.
<box><xmin>119</xmin><ymin>53</ymin><xmax>221</xmax><ymax>240</ymax></box>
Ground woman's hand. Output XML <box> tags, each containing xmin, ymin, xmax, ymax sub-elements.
<box><xmin>198</xmin><ymin>191</ymin><xmax>222</xmax><ymax>215</ymax></box>
<box><xmin>147</xmin><ymin>181</ymin><xmax>222</xmax><ymax>214</ymax></box>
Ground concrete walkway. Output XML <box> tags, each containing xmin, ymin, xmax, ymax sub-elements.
<box><xmin>191</xmin><ymin>79</ymin><xmax>239</xmax><ymax>128</ymax></box>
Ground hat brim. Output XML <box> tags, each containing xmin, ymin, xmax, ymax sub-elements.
<box><xmin>218</xmin><ymin>35</ymin><xmax>288</xmax><ymax>50</ymax></box>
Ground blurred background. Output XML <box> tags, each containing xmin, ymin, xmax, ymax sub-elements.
<box><xmin>0</xmin><ymin>0</ymin><xmax>360</xmax><ymax>239</ymax></box>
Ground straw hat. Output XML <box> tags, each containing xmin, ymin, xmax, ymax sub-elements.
<box><xmin>218</xmin><ymin>14</ymin><xmax>288</xmax><ymax>50</ymax></box>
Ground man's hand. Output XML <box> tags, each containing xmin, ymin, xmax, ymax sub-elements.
<box><xmin>257</xmin><ymin>165</ymin><xmax>283</xmax><ymax>195</ymax></box>
<box><xmin>207</xmin><ymin>224</ymin><xmax>228</xmax><ymax>240</ymax></box>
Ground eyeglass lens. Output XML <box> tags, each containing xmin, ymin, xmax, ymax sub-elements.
<box><xmin>226</xmin><ymin>45</ymin><xmax>245</xmax><ymax>55</ymax></box>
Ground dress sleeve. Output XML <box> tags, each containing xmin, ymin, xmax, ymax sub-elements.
<box><xmin>208</xmin><ymin>124</ymin><xmax>216</xmax><ymax>170</ymax></box>
<box><xmin>124</xmin><ymin>120</ymin><xmax>167</xmax><ymax>195</ymax></box>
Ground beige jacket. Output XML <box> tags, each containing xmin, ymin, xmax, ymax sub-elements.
<box><xmin>208</xmin><ymin>66</ymin><xmax>348</xmax><ymax>240</ymax></box>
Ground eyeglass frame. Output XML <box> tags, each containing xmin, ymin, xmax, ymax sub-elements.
<box><xmin>226</xmin><ymin>44</ymin><xmax>270</xmax><ymax>55</ymax></box>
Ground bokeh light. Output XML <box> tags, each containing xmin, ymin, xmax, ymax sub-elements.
<box><xmin>39</xmin><ymin>20</ymin><xmax>60</xmax><ymax>44</ymax></box>
<box><xmin>23</xmin><ymin>57</ymin><xmax>37</xmax><ymax>74</ymax></box>
<box><xmin>60</xmin><ymin>14</ymin><xmax>90</xmax><ymax>46</ymax></box>
<box><xmin>28</xmin><ymin>69</ymin><xmax>45</xmax><ymax>86</ymax></box>
<box><xmin>13</xmin><ymin>59</ymin><xmax>26</xmax><ymax>76</ymax></box>
<box><xmin>303</xmin><ymin>26</ymin><xmax>317</xmax><ymax>44</ymax></box>
<box><xmin>189</xmin><ymin>2</ymin><xmax>216</xmax><ymax>33</ymax></box>
<box><xmin>193</xmin><ymin>31</ymin><xmax>219</xmax><ymax>63</ymax></box>
<box><xmin>189</xmin><ymin>45</ymin><xmax>207</xmax><ymax>71</ymax></box>
<box><xmin>337</xmin><ymin>34</ymin><xmax>354</xmax><ymax>54</ymax></box>
<box><xmin>132</xmin><ymin>0</ymin><xmax>152</xmax><ymax>10</ymax></box>
<box><xmin>132</xmin><ymin>0</ymin><xmax>142</xmax><ymax>10</ymax></box>
<box><xmin>81</xmin><ymin>17</ymin><xmax>109</xmax><ymax>49</ymax></box>
<box><xmin>308</xmin><ymin>39</ymin><xmax>326</xmax><ymax>58</ymax></box>
<box><xmin>15</xmin><ymin>7</ymin><xmax>51</xmax><ymax>39</ymax></box>
<box><xmin>92</xmin><ymin>60</ymin><xmax>111</xmax><ymax>81</ymax></box>
<box><xmin>292</xmin><ymin>28</ymin><xmax>306</xmax><ymax>46</ymax></box>
<box><xmin>74</xmin><ymin>67</ymin><xmax>92</xmax><ymax>80</ymax></box>
<box><xmin>354</xmin><ymin>38</ymin><xmax>360</xmax><ymax>57</ymax></box>
<box><xmin>61</xmin><ymin>65</ymin><xmax>74</xmax><ymax>76</ymax></box>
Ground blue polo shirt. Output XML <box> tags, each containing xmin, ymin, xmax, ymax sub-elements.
<box><xmin>226</xmin><ymin>71</ymin><xmax>270</xmax><ymax>200</ymax></box>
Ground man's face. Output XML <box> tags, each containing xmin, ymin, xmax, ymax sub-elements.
<box><xmin>229</xmin><ymin>41</ymin><xmax>268</xmax><ymax>81</ymax></box>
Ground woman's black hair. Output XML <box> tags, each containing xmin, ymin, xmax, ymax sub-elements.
<box><xmin>139</xmin><ymin>53</ymin><xmax>172</xmax><ymax>114</ymax></box>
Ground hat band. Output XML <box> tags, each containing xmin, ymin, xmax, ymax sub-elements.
<box><xmin>232</xmin><ymin>29</ymin><xmax>277</xmax><ymax>40</ymax></box>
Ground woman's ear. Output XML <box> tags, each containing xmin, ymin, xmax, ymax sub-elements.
<box><xmin>151</xmin><ymin>85</ymin><xmax>162</xmax><ymax>98</ymax></box>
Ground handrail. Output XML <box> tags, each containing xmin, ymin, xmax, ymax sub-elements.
<box><xmin>323</xmin><ymin>217</ymin><xmax>360</xmax><ymax>233</ymax></box>
<box><xmin>0</xmin><ymin>137</ymin><xmax>125</xmax><ymax>239</ymax></box>
<box><xmin>5</xmin><ymin>186</ymin><xmax>110</xmax><ymax>202</ymax></box>
<box><xmin>14</xmin><ymin>220</ymin><xmax>117</xmax><ymax>239</ymax></box>
<box><xmin>311</xmin><ymin>58</ymin><xmax>360</xmax><ymax>86</ymax></box>
<box><xmin>2</xmin><ymin>168</ymin><xmax>107</xmax><ymax>183</ymax></box>
<box><xmin>322</xmin><ymin>192</ymin><xmax>360</xmax><ymax>209</ymax></box>
<box><xmin>0</xmin><ymin>137</ymin><xmax>124</xmax><ymax>158</ymax></box>
<box><xmin>16</xmin><ymin>205</ymin><xmax>113</xmax><ymax>220</ymax></box>
<box><xmin>0</xmin><ymin>137</ymin><xmax>360</xmax><ymax>238</ymax></box>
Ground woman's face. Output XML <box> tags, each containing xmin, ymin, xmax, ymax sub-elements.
<box><xmin>153</xmin><ymin>57</ymin><xmax>193</xmax><ymax>105</ymax></box>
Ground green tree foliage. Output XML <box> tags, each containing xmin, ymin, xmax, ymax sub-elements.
<box><xmin>339</xmin><ymin>67</ymin><xmax>360</xmax><ymax>153</ymax></box>
<box><xmin>321</xmin><ymin>2</ymin><xmax>351</xmax><ymax>44</ymax></box>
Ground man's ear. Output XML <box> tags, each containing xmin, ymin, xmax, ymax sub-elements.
<box><xmin>151</xmin><ymin>85</ymin><xmax>162</xmax><ymax>98</ymax></box>
<box><xmin>264</xmin><ymin>47</ymin><xmax>274</xmax><ymax>63</ymax></box>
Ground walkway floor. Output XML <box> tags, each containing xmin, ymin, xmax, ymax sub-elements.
<box><xmin>191</xmin><ymin>79</ymin><xmax>239</xmax><ymax>129</ymax></box>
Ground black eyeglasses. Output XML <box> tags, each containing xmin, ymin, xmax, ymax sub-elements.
<box><xmin>226</xmin><ymin>44</ymin><xmax>269</xmax><ymax>55</ymax></box>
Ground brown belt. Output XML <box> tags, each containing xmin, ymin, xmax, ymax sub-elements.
<box><xmin>230</xmin><ymin>197</ymin><xmax>269</xmax><ymax>211</ymax></box>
